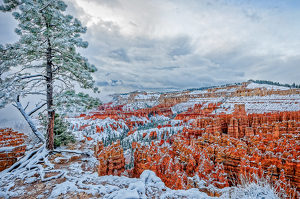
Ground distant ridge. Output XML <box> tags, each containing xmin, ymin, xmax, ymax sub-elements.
<box><xmin>111</xmin><ymin>80</ymin><xmax>299</xmax><ymax>97</ymax></box>
<box><xmin>248</xmin><ymin>79</ymin><xmax>300</xmax><ymax>88</ymax></box>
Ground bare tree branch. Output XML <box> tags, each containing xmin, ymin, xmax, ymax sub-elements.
<box><xmin>20</xmin><ymin>74</ymin><xmax>47</xmax><ymax>80</ymax></box>
<box><xmin>14</xmin><ymin>95</ymin><xmax>45</xmax><ymax>143</ymax></box>
<box><xmin>24</xmin><ymin>102</ymin><xmax>30</xmax><ymax>111</ymax></box>
<box><xmin>28</xmin><ymin>102</ymin><xmax>47</xmax><ymax>116</ymax></box>
<box><xmin>23</xmin><ymin>92</ymin><xmax>46</xmax><ymax>96</ymax></box>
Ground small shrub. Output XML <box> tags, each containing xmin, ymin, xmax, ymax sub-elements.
<box><xmin>223</xmin><ymin>173</ymin><xmax>298</xmax><ymax>199</ymax></box>
<box><xmin>39</xmin><ymin>113</ymin><xmax>75</xmax><ymax>148</ymax></box>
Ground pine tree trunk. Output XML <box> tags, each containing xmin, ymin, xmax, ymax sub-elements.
<box><xmin>46</xmin><ymin>37</ymin><xmax>54</xmax><ymax>150</ymax></box>
<box><xmin>46</xmin><ymin>110</ymin><xmax>54</xmax><ymax>150</ymax></box>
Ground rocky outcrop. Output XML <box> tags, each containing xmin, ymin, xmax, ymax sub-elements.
<box><xmin>95</xmin><ymin>140</ymin><xmax>125</xmax><ymax>176</ymax></box>
<box><xmin>0</xmin><ymin>128</ymin><xmax>26</xmax><ymax>171</ymax></box>
<box><xmin>131</xmin><ymin>139</ymin><xmax>229</xmax><ymax>190</ymax></box>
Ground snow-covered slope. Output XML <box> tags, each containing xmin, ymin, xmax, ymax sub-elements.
<box><xmin>111</xmin><ymin>81</ymin><xmax>300</xmax><ymax>114</ymax></box>
<box><xmin>0</xmin><ymin>149</ymin><xmax>280</xmax><ymax>199</ymax></box>
<box><xmin>246</xmin><ymin>82</ymin><xmax>290</xmax><ymax>90</ymax></box>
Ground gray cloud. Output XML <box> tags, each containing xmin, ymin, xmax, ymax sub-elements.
<box><xmin>63</xmin><ymin>0</ymin><xmax>300</xmax><ymax>95</ymax></box>
<box><xmin>1</xmin><ymin>0</ymin><xmax>300</xmax><ymax>97</ymax></box>
<box><xmin>109</xmin><ymin>48</ymin><xmax>130</xmax><ymax>63</ymax></box>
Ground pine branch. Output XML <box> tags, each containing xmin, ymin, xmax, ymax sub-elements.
<box><xmin>39</xmin><ymin>0</ymin><xmax>55</xmax><ymax>12</ymax></box>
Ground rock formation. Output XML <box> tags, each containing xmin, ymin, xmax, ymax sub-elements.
<box><xmin>0</xmin><ymin>128</ymin><xmax>26</xmax><ymax>171</ymax></box>
<box><xmin>85</xmin><ymin>82</ymin><xmax>300</xmax><ymax>197</ymax></box>
<box><xmin>95</xmin><ymin>140</ymin><xmax>125</xmax><ymax>176</ymax></box>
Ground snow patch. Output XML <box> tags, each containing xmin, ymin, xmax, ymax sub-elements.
<box><xmin>246</xmin><ymin>83</ymin><xmax>290</xmax><ymax>90</ymax></box>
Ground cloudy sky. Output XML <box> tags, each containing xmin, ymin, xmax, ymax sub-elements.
<box><xmin>1</xmin><ymin>0</ymin><xmax>300</xmax><ymax>95</ymax></box>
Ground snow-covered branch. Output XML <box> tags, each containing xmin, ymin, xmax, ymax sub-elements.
<box><xmin>23</xmin><ymin>92</ymin><xmax>46</xmax><ymax>96</ymax></box>
<box><xmin>39</xmin><ymin>0</ymin><xmax>55</xmax><ymax>12</ymax></box>
<box><xmin>52</xmin><ymin>149</ymin><xmax>92</xmax><ymax>156</ymax></box>
<box><xmin>24</xmin><ymin>101</ymin><xmax>30</xmax><ymax>111</ymax></box>
<box><xmin>14</xmin><ymin>96</ymin><xmax>45</xmax><ymax>143</ymax></box>
<box><xmin>28</xmin><ymin>102</ymin><xmax>47</xmax><ymax>116</ymax></box>
<box><xmin>20</xmin><ymin>74</ymin><xmax>46</xmax><ymax>80</ymax></box>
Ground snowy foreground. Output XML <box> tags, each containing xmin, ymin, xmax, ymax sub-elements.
<box><xmin>0</xmin><ymin>141</ymin><xmax>279</xmax><ymax>199</ymax></box>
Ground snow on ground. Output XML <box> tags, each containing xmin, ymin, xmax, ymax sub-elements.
<box><xmin>171</xmin><ymin>94</ymin><xmax>300</xmax><ymax>114</ymax></box>
<box><xmin>66</xmin><ymin>117</ymin><xmax>128</xmax><ymax>144</ymax></box>
<box><xmin>220</xmin><ymin>181</ymin><xmax>279</xmax><ymax>199</ymax></box>
<box><xmin>66</xmin><ymin>114</ymin><xmax>183</xmax><ymax>149</ymax></box>
<box><xmin>214</xmin><ymin>88</ymin><xmax>237</xmax><ymax>93</ymax></box>
<box><xmin>129</xmin><ymin>116</ymin><xmax>148</xmax><ymax>122</ymax></box>
<box><xmin>0</xmin><ymin>150</ymin><xmax>280</xmax><ymax>199</ymax></box>
<box><xmin>0</xmin><ymin>142</ymin><xmax>279</xmax><ymax>199</ymax></box>
<box><xmin>0</xmin><ymin>135</ymin><xmax>214</xmax><ymax>199</ymax></box>
<box><xmin>217</xmin><ymin>94</ymin><xmax>300</xmax><ymax>114</ymax></box>
<box><xmin>134</xmin><ymin>93</ymin><xmax>160</xmax><ymax>100</ymax></box>
<box><xmin>125</xmin><ymin>125</ymin><xmax>184</xmax><ymax>144</ymax></box>
<box><xmin>171</xmin><ymin>100</ymin><xmax>202</xmax><ymax>114</ymax></box>
<box><xmin>111</xmin><ymin>93</ymin><xmax>161</xmax><ymax>110</ymax></box>
<box><xmin>107</xmin><ymin>83</ymin><xmax>299</xmax><ymax>116</ymax></box>
<box><xmin>246</xmin><ymin>83</ymin><xmax>290</xmax><ymax>90</ymax></box>
<box><xmin>189</xmin><ymin>90</ymin><xmax>208</xmax><ymax>95</ymax></box>
<box><xmin>122</xmin><ymin>101</ymin><xmax>159</xmax><ymax>111</ymax></box>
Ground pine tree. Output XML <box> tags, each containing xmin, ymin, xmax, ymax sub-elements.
<box><xmin>0</xmin><ymin>0</ymin><xmax>98</xmax><ymax>150</ymax></box>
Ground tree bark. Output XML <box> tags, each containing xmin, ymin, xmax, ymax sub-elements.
<box><xmin>46</xmin><ymin>110</ymin><xmax>54</xmax><ymax>150</ymax></box>
<box><xmin>46</xmin><ymin>36</ymin><xmax>54</xmax><ymax>150</ymax></box>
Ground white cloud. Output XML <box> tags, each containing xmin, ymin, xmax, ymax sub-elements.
<box><xmin>63</xmin><ymin>0</ymin><xmax>300</xmax><ymax>94</ymax></box>
<box><xmin>36</xmin><ymin>1</ymin><xmax>300</xmax><ymax>93</ymax></box>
